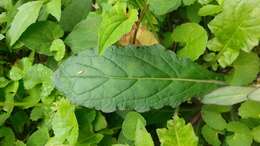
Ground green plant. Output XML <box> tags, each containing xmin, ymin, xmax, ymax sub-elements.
<box><xmin>0</xmin><ymin>0</ymin><xmax>260</xmax><ymax>145</ymax></box>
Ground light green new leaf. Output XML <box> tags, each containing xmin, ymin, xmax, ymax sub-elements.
<box><xmin>23</xmin><ymin>64</ymin><xmax>54</xmax><ymax>98</ymax></box>
<box><xmin>50</xmin><ymin>39</ymin><xmax>65</xmax><ymax>61</ymax></box>
<box><xmin>7</xmin><ymin>1</ymin><xmax>43</xmax><ymax>46</ymax></box>
<box><xmin>65</xmin><ymin>13</ymin><xmax>102</xmax><ymax>53</ymax></box>
<box><xmin>208</xmin><ymin>0</ymin><xmax>260</xmax><ymax>63</ymax></box>
<box><xmin>54</xmin><ymin>45</ymin><xmax>223</xmax><ymax>112</ymax></box>
<box><xmin>157</xmin><ymin>116</ymin><xmax>198</xmax><ymax>146</ymax></box>
<box><xmin>46</xmin><ymin>99</ymin><xmax>78</xmax><ymax>145</ymax></box>
<box><xmin>135</xmin><ymin>119</ymin><xmax>154</xmax><ymax>146</ymax></box>
<box><xmin>182</xmin><ymin>0</ymin><xmax>196</xmax><ymax>6</ymax></box>
<box><xmin>198</xmin><ymin>4</ymin><xmax>222</xmax><ymax>16</ymax></box>
<box><xmin>226</xmin><ymin>52</ymin><xmax>260</xmax><ymax>86</ymax></box>
<box><xmin>202</xmin><ymin>86</ymin><xmax>256</xmax><ymax>105</ymax></box>
<box><xmin>239</xmin><ymin>101</ymin><xmax>260</xmax><ymax>119</ymax></box>
<box><xmin>122</xmin><ymin>112</ymin><xmax>146</xmax><ymax>140</ymax></box>
<box><xmin>252</xmin><ymin>126</ymin><xmax>260</xmax><ymax>143</ymax></box>
<box><xmin>148</xmin><ymin>0</ymin><xmax>181</xmax><ymax>15</ymax></box>
<box><xmin>93</xmin><ymin>112</ymin><xmax>107</xmax><ymax>131</ymax></box>
<box><xmin>60</xmin><ymin>0</ymin><xmax>92</xmax><ymax>31</ymax></box>
<box><xmin>201</xmin><ymin>125</ymin><xmax>221</xmax><ymax>146</ymax></box>
<box><xmin>27</xmin><ymin>127</ymin><xmax>49</xmax><ymax>146</ymax></box>
<box><xmin>172</xmin><ymin>23</ymin><xmax>208</xmax><ymax>61</ymax></box>
<box><xmin>20</xmin><ymin>21</ymin><xmax>64</xmax><ymax>56</ymax></box>
<box><xmin>0</xmin><ymin>77</ymin><xmax>9</xmax><ymax>88</ymax></box>
<box><xmin>9</xmin><ymin>57</ymin><xmax>33</xmax><ymax>81</ymax></box>
<box><xmin>98</xmin><ymin>5</ymin><xmax>138</xmax><ymax>54</ymax></box>
<box><xmin>46</xmin><ymin>0</ymin><xmax>61</xmax><ymax>21</ymax></box>
<box><xmin>0</xmin><ymin>81</ymin><xmax>19</xmax><ymax>126</ymax></box>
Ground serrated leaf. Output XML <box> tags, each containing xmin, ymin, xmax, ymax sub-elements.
<box><xmin>239</xmin><ymin>101</ymin><xmax>260</xmax><ymax>119</ymax></box>
<box><xmin>202</xmin><ymin>86</ymin><xmax>255</xmax><ymax>105</ymax></box>
<box><xmin>98</xmin><ymin>5</ymin><xmax>138</xmax><ymax>54</ymax></box>
<box><xmin>208</xmin><ymin>0</ymin><xmax>260</xmax><ymax>66</ymax></box>
<box><xmin>6</xmin><ymin>1</ymin><xmax>43</xmax><ymax>46</ymax></box>
<box><xmin>172</xmin><ymin>23</ymin><xmax>208</xmax><ymax>61</ymax></box>
<box><xmin>50</xmin><ymin>39</ymin><xmax>65</xmax><ymax>61</ymax></box>
<box><xmin>201</xmin><ymin>125</ymin><xmax>221</xmax><ymax>146</ymax></box>
<box><xmin>46</xmin><ymin>0</ymin><xmax>61</xmax><ymax>21</ymax></box>
<box><xmin>122</xmin><ymin>112</ymin><xmax>146</xmax><ymax>140</ymax></box>
<box><xmin>46</xmin><ymin>99</ymin><xmax>78</xmax><ymax>146</ymax></box>
<box><xmin>198</xmin><ymin>4</ymin><xmax>222</xmax><ymax>16</ymax></box>
<box><xmin>60</xmin><ymin>0</ymin><xmax>92</xmax><ymax>31</ymax></box>
<box><xmin>54</xmin><ymin>45</ymin><xmax>223</xmax><ymax>112</ymax></box>
<box><xmin>65</xmin><ymin>13</ymin><xmax>102</xmax><ymax>53</ymax></box>
<box><xmin>20</xmin><ymin>21</ymin><xmax>64</xmax><ymax>56</ymax></box>
<box><xmin>148</xmin><ymin>0</ymin><xmax>181</xmax><ymax>15</ymax></box>
<box><xmin>157</xmin><ymin>116</ymin><xmax>198</xmax><ymax>146</ymax></box>
<box><xmin>226</xmin><ymin>52</ymin><xmax>260</xmax><ymax>86</ymax></box>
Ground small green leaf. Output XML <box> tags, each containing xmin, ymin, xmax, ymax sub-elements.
<box><xmin>157</xmin><ymin>116</ymin><xmax>198</xmax><ymax>146</ymax></box>
<box><xmin>23</xmin><ymin>64</ymin><xmax>54</xmax><ymax>99</ymax></box>
<box><xmin>198</xmin><ymin>4</ymin><xmax>222</xmax><ymax>16</ymax></box>
<box><xmin>122</xmin><ymin>112</ymin><xmax>146</xmax><ymax>140</ymax></box>
<box><xmin>46</xmin><ymin>0</ymin><xmax>61</xmax><ymax>21</ymax></box>
<box><xmin>9</xmin><ymin>57</ymin><xmax>33</xmax><ymax>81</ymax></box>
<box><xmin>135</xmin><ymin>119</ymin><xmax>154</xmax><ymax>146</ymax></box>
<box><xmin>226</xmin><ymin>52</ymin><xmax>260</xmax><ymax>86</ymax></box>
<box><xmin>27</xmin><ymin>127</ymin><xmax>49</xmax><ymax>146</ymax></box>
<box><xmin>54</xmin><ymin>45</ymin><xmax>222</xmax><ymax>112</ymax></box>
<box><xmin>98</xmin><ymin>5</ymin><xmax>138</xmax><ymax>54</ymax></box>
<box><xmin>93</xmin><ymin>112</ymin><xmax>107</xmax><ymax>131</ymax></box>
<box><xmin>60</xmin><ymin>0</ymin><xmax>92</xmax><ymax>31</ymax></box>
<box><xmin>172</xmin><ymin>23</ymin><xmax>208</xmax><ymax>60</ymax></box>
<box><xmin>201</xmin><ymin>107</ymin><xmax>227</xmax><ymax>130</ymax></box>
<box><xmin>239</xmin><ymin>101</ymin><xmax>260</xmax><ymax>119</ymax></box>
<box><xmin>10</xmin><ymin>111</ymin><xmax>28</xmax><ymax>133</ymax></box>
<box><xmin>7</xmin><ymin>1</ymin><xmax>43</xmax><ymax>46</ymax></box>
<box><xmin>201</xmin><ymin>125</ymin><xmax>221</xmax><ymax>146</ymax></box>
<box><xmin>202</xmin><ymin>86</ymin><xmax>255</xmax><ymax>105</ymax></box>
<box><xmin>65</xmin><ymin>13</ymin><xmax>102</xmax><ymax>53</ymax></box>
<box><xmin>148</xmin><ymin>0</ymin><xmax>181</xmax><ymax>15</ymax></box>
<box><xmin>20</xmin><ymin>21</ymin><xmax>64</xmax><ymax>56</ymax></box>
<box><xmin>46</xmin><ymin>99</ymin><xmax>78</xmax><ymax>145</ymax></box>
<box><xmin>251</xmin><ymin>125</ymin><xmax>260</xmax><ymax>143</ymax></box>
<box><xmin>0</xmin><ymin>77</ymin><xmax>9</xmax><ymax>88</ymax></box>
<box><xmin>50</xmin><ymin>39</ymin><xmax>65</xmax><ymax>61</ymax></box>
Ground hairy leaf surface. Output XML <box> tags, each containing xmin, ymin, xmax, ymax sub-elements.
<box><xmin>54</xmin><ymin>45</ymin><xmax>223</xmax><ymax>112</ymax></box>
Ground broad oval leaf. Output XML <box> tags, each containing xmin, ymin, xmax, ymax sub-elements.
<box><xmin>6</xmin><ymin>1</ymin><xmax>43</xmax><ymax>46</ymax></box>
<box><xmin>148</xmin><ymin>0</ymin><xmax>181</xmax><ymax>15</ymax></box>
<box><xmin>54</xmin><ymin>45</ymin><xmax>223</xmax><ymax>112</ymax></box>
<box><xmin>172</xmin><ymin>23</ymin><xmax>208</xmax><ymax>61</ymax></box>
<box><xmin>202</xmin><ymin>86</ymin><xmax>256</xmax><ymax>105</ymax></box>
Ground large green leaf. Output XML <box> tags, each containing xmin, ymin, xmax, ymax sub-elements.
<box><xmin>65</xmin><ymin>13</ymin><xmax>102</xmax><ymax>53</ymax></box>
<box><xmin>54</xmin><ymin>45</ymin><xmax>223</xmax><ymax>112</ymax></box>
<box><xmin>6</xmin><ymin>1</ymin><xmax>43</xmax><ymax>46</ymax></box>
<box><xmin>60</xmin><ymin>0</ymin><xmax>92</xmax><ymax>31</ymax></box>
<box><xmin>208</xmin><ymin>0</ymin><xmax>260</xmax><ymax>66</ymax></box>
<box><xmin>20</xmin><ymin>21</ymin><xmax>64</xmax><ymax>56</ymax></box>
<box><xmin>172</xmin><ymin>23</ymin><xmax>208</xmax><ymax>61</ymax></box>
<box><xmin>156</xmin><ymin>116</ymin><xmax>198</xmax><ymax>146</ymax></box>
<box><xmin>98</xmin><ymin>4</ymin><xmax>138</xmax><ymax>54</ymax></box>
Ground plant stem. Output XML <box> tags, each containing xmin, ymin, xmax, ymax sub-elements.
<box><xmin>132</xmin><ymin>2</ymin><xmax>149</xmax><ymax>44</ymax></box>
